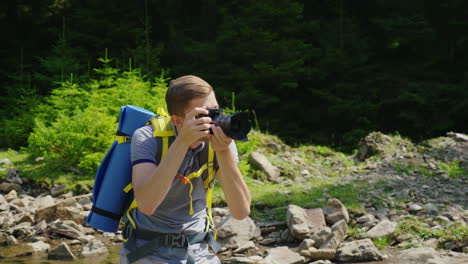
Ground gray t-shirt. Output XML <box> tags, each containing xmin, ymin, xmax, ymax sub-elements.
<box><xmin>130</xmin><ymin>125</ymin><xmax>238</xmax><ymax>235</ymax></box>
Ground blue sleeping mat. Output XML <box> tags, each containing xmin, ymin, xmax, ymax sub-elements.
<box><xmin>86</xmin><ymin>105</ymin><xmax>155</xmax><ymax>232</ymax></box>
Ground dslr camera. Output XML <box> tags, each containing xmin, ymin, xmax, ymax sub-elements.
<box><xmin>197</xmin><ymin>109</ymin><xmax>251</xmax><ymax>141</ymax></box>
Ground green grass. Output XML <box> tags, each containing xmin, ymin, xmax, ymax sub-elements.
<box><xmin>213</xmin><ymin>176</ymin><xmax>365</xmax><ymax>222</ymax></box>
<box><xmin>439</xmin><ymin>161</ymin><xmax>467</xmax><ymax>179</ymax></box>
<box><xmin>0</xmin><ymin>149</ymin><xmax>93</xmax><ymax>194</ymax></box>
<box><xmin>396</xmin><ymin>217</ymin><xmax>468</xmax><ymax>243</ymax></box>
<box><xmin>393</xmin><ymin>161</ymin><xmax>433</xmax><ymax>177</ymax></box>
<box><xmin>373</xmin><ymin>236</ymin><xmax>397</xmax><ymax>249</ymax></box>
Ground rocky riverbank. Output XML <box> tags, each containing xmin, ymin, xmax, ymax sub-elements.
<box><xmin>0</xmin><ymin>131</ymin><xmax>467</xmax><ymax>263</ymax></box>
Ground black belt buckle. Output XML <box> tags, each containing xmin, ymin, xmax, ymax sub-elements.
<box><xmin>165</xmin><ymin>234</ymin><xmax>186</xmax><ymax>247</ymax></box>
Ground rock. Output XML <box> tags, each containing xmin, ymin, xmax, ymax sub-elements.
<box><xmin>48</xmin><ymin>220</ymin><xmax>86</xmax><ymax>239</ymax></box>
<box><xmin>35</xmin><ymin>220</ymin><xmax>47</xmax><ymax>231</ymax></box>
<box><xmin>0</xmin><ymin>193</ymin><xmax>7</xmax><ymax>205</ymax></box>
<box><xmin>10</xmin><ymin>222</ymin><xmax>34</xmax><ymax>237</ymax></box>
<box><xmin>249</xmin><ymin>152</ymin><xmax>280</xmax><ymax>181</ymax></box>
<box><xmin>397</xmin><ymin>247</ymin><xmax>444</xmax><ymax>264</ymax></box>
<box><xmin>233</xmin><ymin>241</ymin><xmax>257</xmax><ymax>254</ymax></box>
<box><xmin>32</xmin><ymin>195</ymin><xmax>55</xmax><ymax>209</ymax></box>
<box><xmin>264</xmin><ymin>247</ymin><xmax>305</xmax><ymax>264</ymax></box>
<box><xmin>297</xmin><ymin>239</ymin><xmax>316</xmax><ymax>253</ymax></box>
<box><xmin>0</xmin><ymin>182</ymin><xmax>21</xmax><ymax>192</ymax></box>
<box><xmin>7</xmin><ymin>235</ymin><xmax>18</xmax><ymax>245</ymax></box>
<box><xmin>0</xmin><ymin>158</ymin><xmax>12</xmax><ymax>166</ymax></box>
<box><xmin>320</xmin><ymin>219</ymin><xmax>348</xmax><ymax>250</ymax></box>
<box><xmin>280</xmin><ymin>228</ymin><xmax>295</xmax><ymax>243</ymax></box>
<box><xmin>28</xmin><ymin>240</ymin><xmax>51</xmax><ymax>254</ymax></box>
<box><xmin>300</xmin><ymin>248</ymin><xmax>336</xmax><ymax>260</ymax></box>
<box><xmin>217</xmin><ymin>216</ymin><xmax>261</xmax><ymax>248</ymax></box>
<box><xmin>310</xmin><ymin>227</ymin><xmax>332</xmax><ymax>248</ymax></box>
<box><xmin>323</xmin><ymin>198</ymin><xmax>349</xmax><ymax>225</ymax></box>
<box><xmin>447</xmin><ymin>132</ymin><xmax>468</xmax><ymax>142</ymax></box>
<box><xmin>422</xmin><ymin>203</ymin><xmax>439</xmax><ymax>215</ymax></box>
<box><xmin>309</xmin><ymin>261</ymin><xmax>333</xmax><ymax>264</ymax></box>
<box><xmin>36</xmin><ymin>196</ymin><xmax>87</xmax><ymax>224</ymax></box>
<box><xmin>408</xmin><ymin>203</ymin><xmax>423</xmax><ymax>212</ymax></box>
<box><xmin>50</xmin><ymin>184</ymin><xmax>67</xmax><ymax>197</ymax></box>
<box><xmin>4</xmin><ymin>190</ymin><xmax>18</xmax><ymax>202</ymax></box>
<box><xmin>5</xmin><ymin>168</ymin><xmax>23</xmax><ymax>184</ymax></box>
<box><xmin>287</xmin><ymin>205</ymin><xmax>326</xmax><ymax>240</ymax></box>
<box><xmin>366</xmin><ymin>219</ymin><xmax>396</xmax><ymax>238</ymax></box>
<box><xmin>223</xmin><ymin>255</ymin><xmax>266</xmax><ymax>264</ymax></box>
<box><xmin>356</xmin><ymin>214</ymin><xmax>376</xmax><ymax>224</ymax></box>
<box><xmin>80</xmin><ymin>239</ymin><xmax>108</xmax><ymax>257</ymax></box>
<box><xmin>357</xmin><ymin>132</ymin><xmax>394</xmax><ymax>160</ymax></box>
<box><xmin>48</xmin><ymin>242</ymin><xmax>76</xmax><ymax>260</ymax></box>
<box><xmin>422</xmin><ymin>238</ymin><xmax>440</xmax><ymax>249</ymax></box>
<box><xmin>336</xmin><ymin>239</ymin><xmax>384</xmax><ymax>262</ymax></box>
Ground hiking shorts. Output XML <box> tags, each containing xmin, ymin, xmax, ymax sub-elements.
<box><xmin>119</xmin><ymin>240</ymin><xmax>221</xmax><ymax>264</ymax></box>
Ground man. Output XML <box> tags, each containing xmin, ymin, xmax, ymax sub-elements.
<box><xmin>120</xmin><ymin>75</ymin><xmax>251</xmax><ymax>263</ymax></box>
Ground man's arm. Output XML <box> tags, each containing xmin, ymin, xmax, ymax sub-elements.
<box><xmin>132</xmin><ymin>108</ymin><xmax>212</xmax><ymax>215</ymax></box>
<box><xmin>211</xmin><ymin>126</ymin><xmax>251</xmax><ymax>220</ymax></box>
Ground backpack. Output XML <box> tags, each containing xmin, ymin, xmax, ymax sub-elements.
<box><xmin>85</xmin><ymin>105</ymin><xmax>217</xmax><ymax>235</ymax></box>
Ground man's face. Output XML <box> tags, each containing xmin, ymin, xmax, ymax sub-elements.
<box><xmin>173</xmin><ymin>91</ymin><xmax>219</xmax><ymax>143</ymax></box>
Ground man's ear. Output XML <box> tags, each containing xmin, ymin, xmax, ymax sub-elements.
<box><xmin>171</xmin><ymin>115</ymin><xmax>183</xmax><ymax>128</ymax></box>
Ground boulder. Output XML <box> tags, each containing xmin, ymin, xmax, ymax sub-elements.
<box><xmin>223</xmin><ymin>255</ymin><xmax>266</xmax><ymax>264</ymax></box>
<box><xmin>310</xmin><ymin>227</ymin><xmax>332</xmax><ymax>248</ymax></box>
<box><xmin>366</xmin><ymin>219</ymin><xmax>396</xmax><ymax>238</ymax></box>
<box><xmin>297</xmin><ymin>239</ymin><xmax>315</xmax><ymax>253</ymax></box>
<box><xmin>320</xmin><ymin>219</ymin><xmax>348</xmax><ymax>250</ymax></box>
<box><xmin>4</xmin><ymin>190</ymin><xmax>18</xmax><ymax>202</ymax></box>
<box><xmin>233</xmin><ymin>241</ymin><xmax>257</xmax><ymax>254</ymax></box>
<box><xmin>48</xmin><ymin>220</ymin><xmax>86</xmax><ymax>239</ymax></box>
<box><xmin>50</xmin><ymin>184</ymin><xmax>67</xmax><ymax>197</ymax></box>
<box><xmin>0</xmin><ymin>182</ymin><xmax>21</xmax><ymax>192</ymax></box>
<box><xmin>357</xmin><ymin>132</ymin><xmax>394</xmax><ymax>160</ymax></box>
<box><xmin>0</xmin><ymin>158</ymin><xmax>12</xmax><ymax>166</ymax></box>
<box><xmin>249</xmin><ymin>152</ymin><xmax>280</xmax><ymax>181</ymax></box>
<box><xmin>5</xmin><ymin>168</ymin><xmax>22</xmax><ymax>184</ymax></box>
<box><xmin>217</xmin><ymin>215</ymin><xmax>261</xmax><ymax>248</ymax></box>
<box><xmin>287</xmin><ymin>205</ymin><xmax>326</xmax><ymax>240</ymax></box>
<box><xmin>323</xmin><ymin>199</ymin><xmax>349</xmax><ymax>225</ymax></box>
<box><xmin>48</xmin><ymin>242</ymin><xmax>76</xmax><ymax>260</ymax></box>
<box><xmin>264</xmin><ymin>247</ymin><xmax>305</xmax><ymax>264</ymax></box>
<box><xmin>397</xmin><ymin>247</ymin><xmax>444</xmax><ymax>264</ymax></box>
<box><xmin>80</xmin><ymin>239</ymin><xmax>108</xmax><ymax>257</ymax></box>
<box><xmin>299</xmin><ymin>248</ymin><xmax>336</xmax><ymax>260</ymax></box>
<box><xmin>32</xmin><ymin>195</ymin><xmax>55</xmax><ymax>209</ymax></box>
<box><xmin>28</xmin><ymin>240</ymin><xmax>51</xmax><ymax>254</ymax></box>
<box><xmin>336</xmin><ymin>239</ymin><xmax>384</xmax><ymax>262</ymax></box>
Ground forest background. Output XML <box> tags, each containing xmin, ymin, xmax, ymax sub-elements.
<box><xmin>1</xmin><ymin>0</ymin><xmax>468</xmax><ymax>180</ymax></box>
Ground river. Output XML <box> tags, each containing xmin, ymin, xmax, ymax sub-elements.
<box><xmin>0</xmin><ymin>244</ymin><xmax>121</xmax><ymax>263</ymax></box>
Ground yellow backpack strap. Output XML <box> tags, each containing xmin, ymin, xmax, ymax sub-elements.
<box><xmin>204</xmin><ymin>143</ymin><xmax>216</xmax><ymax>237</ymax></box>
<box><xmin>148</xmin><ymin>108</ymin><xmax>175</xmax><ymax>159</ymax></box>
<box><xmin>122</xmin><ymin>183</ymin><xmax>138</xmax><ymax>233</ymax></box>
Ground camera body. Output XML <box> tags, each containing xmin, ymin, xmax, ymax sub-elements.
<box><xmin>197</xmin><ymin>108</ymin><xmax>251</xmax><ymax>141</ymax></box>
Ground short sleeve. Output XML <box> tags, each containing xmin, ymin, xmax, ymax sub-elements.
<box><xmin>131</xmin><ymin>125</ymin><xmax>158</xmax><ymax>166</ymax></box>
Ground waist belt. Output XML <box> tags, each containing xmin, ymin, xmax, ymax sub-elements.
<box><xmin>124</xmin><ymin>224</ymin><xmax>221</xmax><ymax>264</ymax></box>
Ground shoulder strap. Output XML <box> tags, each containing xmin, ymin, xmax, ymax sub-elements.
<box><xmin>148</xmin><ymin>107</ymin><xmax>175</xmax><ymax>163</ymax></box>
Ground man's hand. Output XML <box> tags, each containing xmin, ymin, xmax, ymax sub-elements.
<box><xmin>177</xmin><ymin>107</ymin><xmax>212</xmax><ymax>147</ymax></box>
<box><xmin>210</xmin><ymin>124</ymin><xmax>233</xmax><ymax>152</ymax></box>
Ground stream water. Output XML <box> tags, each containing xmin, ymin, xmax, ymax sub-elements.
<box><xmin>0</xmin><ymin>244</ymin><xmax>121</xmax><ymax>263</ymax></box>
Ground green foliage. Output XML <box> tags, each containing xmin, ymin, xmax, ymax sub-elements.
<box><xmin>26</xmin><ymin>56</ymin><xmax>169</xmax><ymax>179</ymax></box>
<box><xmin>393</xmin><ymin>161</ymin><xmax>433</xmax><ymax>177</ymax></box>
<box><xmin>373</xmin><ymin>236</ymin><xmax>397</xmax><ymax>250</ymax></box>
<box><xmin>396</xmin><ymin>217</ymin><xmax>468</xmax><ymax>242</ymax></box>
<box><xmin>439</xmin><ymin>161</ymin><xmax>467</xmax><ymax>179</ymax></box>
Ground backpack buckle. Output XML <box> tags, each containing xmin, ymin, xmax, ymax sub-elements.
<box><xmin>165</xmin><ymin>234</ymin><xmax>187</xmax><ymax>247</ymax></box>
